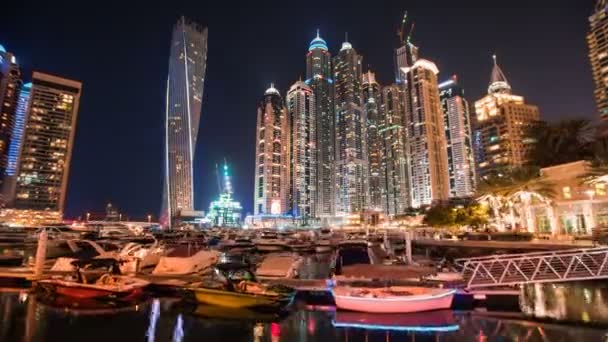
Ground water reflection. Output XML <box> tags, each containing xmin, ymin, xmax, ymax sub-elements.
<box><xmin>0</xmin><ymin>291</ymin><xmax>607</xmax><ymax>341</ymax></box>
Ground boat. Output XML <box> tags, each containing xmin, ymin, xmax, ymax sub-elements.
<box><xmin>219</xmin><ymin>238</ymin><xmax>256</xmax><ymax>253</ymax></box>
<box><xmin>256</xmin><ymin>253</ymin><xmax>302</xmax><ymax>279</ymax></box>
<box><xmin>254</xmin><ymin>231</ymin><xmax>289</xmax><ymax>252</ymax></box>
<box><xmin>119</xmin><ymin>241</ymin><xmax>169</xmax><ymax>273</ymax></box>
<box><xmin>36</xmin><ymin>259</ymin><xmax>149</xmax><ymax>302</ymax></box>
<box><xmin>332</xmin><ymin>286</ymin><xmax>455</xmax><ymax>313</ymax></box>
<box><xmin>332</xmin><ymin>310</ymin><xmax>459</xmax><ymax>332</ymax></box>
<box><xmin>187</xmin><ymin>304</ymin><xmax>288</xmax><ymax>322</ymax></box>
<box><xmin>187</xmin><ymin>262</ymin><xmax>295</xmax><ymax>310</ymax></box>
<box><xmin>152</xmin><ymin>249</ymin><xmax>220</xmax><ymax>275</ymax></box>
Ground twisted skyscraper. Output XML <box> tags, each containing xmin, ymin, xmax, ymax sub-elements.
<box><xmin>161</xmin><ymin>17</ymin><xmax>208</xmax><ymax>228</ymax></box>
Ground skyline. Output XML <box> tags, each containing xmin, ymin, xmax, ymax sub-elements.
<box><xmin>0</xmin><ymin>1</ymin><xmax>595</xmax><ymax>218</ymax></box>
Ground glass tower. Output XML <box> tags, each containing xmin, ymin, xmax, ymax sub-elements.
<box><xmin>0</xmin><ymin>45</ymin><xmax>22</xmax><ymax>205</ymax></box>
<box><xmin>588</xmin><ymin>0</ymin><xmax>608</xmax><ymax>118</ymax></box>
<box><xmin>161</xmin><ymin>17</ymin><xmax>208</xmax><ymax>228</ymax></box>
<box><xmin>254</xmin><ymin>85</ymin><xmax>290</xmax><ymax>216</ymax></box>
<box><xmin>333</xmin><ymin>38</ymin><xmax>368</xmax><ymax>215</ymax></box>
<box><xmin>306</xmin><ymin>31</ymin><xmax>335</xmax><ymax>218</ymax></box>
<box><xmin>439</xmin><ymin>76</ymin><xmax>476</xmax><ymax>198</ymax></box>
<box><xmin>362</xmin><ymin>71</ymin><xmax>383</xmax><ymax>211</ymax></box>
<box><xmin>287</xmin><ymin>80</ymin><xmax>316</xmax><ymax>219</ymax></box>
<box><xmin>12</xmin><ymin>72</ymin><xmax>82</xmax><ymax>214</ymax></box>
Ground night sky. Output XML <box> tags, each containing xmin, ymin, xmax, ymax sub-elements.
<box><xmin>0</xmin><ymin>0</ymin><xmax>596</xmax><ymax>219</ymax></box>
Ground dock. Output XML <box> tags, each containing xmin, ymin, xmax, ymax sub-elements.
<box><xmin>413</xmin><ymin>238</ymin><xmax>593</xmax><ymax>251</ymax></box>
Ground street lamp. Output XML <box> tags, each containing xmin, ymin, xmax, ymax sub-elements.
<box><xmin>147</xmin><ymin>214</ymin><xmax>152</xmax><ymax>223</ymax></box>
<box><xmin>119</xmin><ymin>213</ymin><xmax>122</xmax><ymax>221</ymax></box>
<box><xmin>86</xmin><ymin>212</ymin><xmax>90</xmax><ymax>221</ymax></box>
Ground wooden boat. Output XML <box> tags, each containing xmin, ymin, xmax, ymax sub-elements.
<box><xmin>187</xmin><ymin>263</ymin><xmax>295</xmax><ymax>310</ymax></box>
<box><xmin>189</xmin><ymin>304</ymin><xmax>286</xmax><ymax>322</ymax></box>
<box><xmin>332</xmin><ymin>286</ymin><xmax>455</xmax><ymax>313</ymax></box>
<box><xmin>37</xmin><ymin>259</ymin><xmax>149</xmax><ymax>302</ymax></box>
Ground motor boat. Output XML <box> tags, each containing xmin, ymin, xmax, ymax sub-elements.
<box><xmin>219</xmin><ymin>238</ymin><xmax>256</xmax><ymax>253</ymax></box>
<box><xmin>332</xmin><ymin>285</ymin><xmax>455</xmax><ymax>313</ymax></box>
<box><xmin>254</xmin><ymin>231</ymin><xmax>289</xmax><ymax>252</ymax></box>
<box><xmin>36</xmin><ymin>259</ymin><xmax>149</xmax><ymax>302</ymax></box>
<box><xmin>49</xmin><ymin>240</ymin><xmax>121</xmax><ymax>271</ymax></box>
<box><xmin>119</xmin><ymin>241</ymin><xmax>170</xmax><ymax>273</ymax></box>
<box><xmin>255</xmin><ymin>253</ymin><xmax>302</xmax><ymax>279</ymax></box>
<box><xmin>187</xmin><ymin>262</ymin><xmax>295</xmax><ymax>310</ymax></box>
<box><xmin>152</xmin><ymin>249</ymin><xmax>220</xmax><ymax>275</ymax></box>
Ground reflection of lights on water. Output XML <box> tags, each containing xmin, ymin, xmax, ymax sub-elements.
<box><xmin>19</xmin><ymin>292</ymin><xmax>28</xmax><ymax>303</ymax></box>
<box><xmin>271</xmin><ymin>323</ymin><xmax>281</xmax><ymax>337</ymax></box>
<box><xmin>146</xmin><ymin>299</ymin><xmax>160</xmax><ymax>342</ymax></box>
<box><xmin>254</xmin><ymin>323</ymin><xmax>264</xmax><ymax>338</ymax></box>
<box><xmin>172</xmin><ymin>314</ymin><xmax>184</xmax><ymax>342</ymax></box>
<box><xmin>331</xmin><ymin>321</ymin><xmax>460</xmax><ymax>332</ymax></box>
<box><xmin>582</xmin><ymin>311</ymin><xmax>590</xmax><ymax>323</ymax></box>
<box><xmin>584</xmin><ymin>289</ymin><xmax>592</xmax><ymax>304</ymax></box>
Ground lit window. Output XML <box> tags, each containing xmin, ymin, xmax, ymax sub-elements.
<box><xmin>596</xmin><ymin>183</ymin><xmax>606</xmax><ymax>196</ymax></box>
<box><xmin>563</xmin><ymin>187</ymin><xmax>571</xmax><ymax>199</ymax></box>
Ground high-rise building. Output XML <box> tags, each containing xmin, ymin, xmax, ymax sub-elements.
<box><xmin>333</xmin><ymin>37</ymin><xmax>368</xmax><ymax>215</ymax></box>
<box><xmin>207</xmin><ymin>161</ymin><xmax>242</xmax><ymax>227</ymax></box>
<box><xmin>11</xmin><ymin>72</ymin><xmax>81</xmax><ymax>215</ymax></box>
<box><xmin>588</xmin><ymin>0</ymin><xmax>608</xmax><ymax>118</ymax></box>
<box><xmin>362</xmin><ymin>71</ymin><xmax>383</xmax><ymax>211</ymax></box>
<box><xmin>287</xmin><ymin>80</ymin><xmax>316</xmax><ymax>218</ymax></box>
<box><xmin>380</xmin><ymin>84</ymin><xmax>410</xmax><ymax>215</ymax></box>
<box><xmin>474</xmin><ymin>56</ymin><xmax>540</xmax><ymax>178</ymax></box>
<box><xmin>305</xmin><ymin>31</ymin><xmax>335</xmax><ymax>218</ymax></box>
<box><xmin>0</xmin><ymin>44</ymin><xmax>22</xmax><ymax>204</ymax></box>
<box><xmin>254</xmin><ymin>85</ymin><xmax>290</xmax><ymax>215</ymax></box>
<box><xmin>400</xmin><ymin>41</ymin><xmax>450</xmax><ymax>207</ymax></box>
<box><xmin>161</xmin><ymin>17</ymin><xmax>208</xmax><ymax>228</ymax></box>
<box><xmin>439</xmin><ymin>76</ymin><xmax>476</xmax><ymax>198</ymax></box>
<box><xmin>3</xmin><ymin>82</ymin><xmax>31</xmax><ymax>203</ymax></box>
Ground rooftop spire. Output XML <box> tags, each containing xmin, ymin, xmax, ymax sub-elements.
<box><xmin>308</xmin><ymin>30</ymin><xmax>328</xmax><ymax>51</ymax></box>
<box><xmin>340</xmin><ymin>32</ymin><xmax>352</xmax><ymax>51</ymax></box>
<box><xmin>488</xmin><ymin>54</ymin><xmax>512</xmax><ymax>94</ymax></box>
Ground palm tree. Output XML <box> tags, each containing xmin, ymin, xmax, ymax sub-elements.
<box><xmin>477</xmin><ymin>166</ymin><xmax>556</xmax><ymax>232</ymax></box>
<box><xmin>527</xmin><ymin>119</ymin><xmax>594</xmax><ymax>168</ymax></box>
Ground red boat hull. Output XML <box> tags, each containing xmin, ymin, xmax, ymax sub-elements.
<box><xmin>54</xmin><ymin>285</ymin><xmax>144</xmax><ymax>301</ymax></box>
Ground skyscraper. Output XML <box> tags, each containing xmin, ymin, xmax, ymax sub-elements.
<box><xmin>333</xmin><ymin>37</ymin><xmax>368</xmax><ymax>215</ymax></box>
<box><xmin>474</xmin><ymin>56</ymin><xmax>540</xmax><ymax>178</ymax></box>
<box><xmin>287</xmin><ymin>80</ymin><xmax>316</xmax><ymax>218</ymax></box>
<box><xmin>306</xmin><ymin>31</ymin><xmax>334</xmax><ymax>218</ymax></box>
<box><xmin>11</xmin><ymin>72</ymin><xmax>81</xmax><ymax>215</ymax></box>
<box><xmin>588</xmin><ymin>0</ymin><xmax>608</xmax><ymax>118</ymax></box>
<box><xmin>400</xmin><ymin>41</ymin><xmax>450</xmax><ymax>208</ymax></box>
<box><xmin>439</xmin><ymin>76</ymin><xmax>476</xmax><ymax>198</ymax></box>
<box><xmin>254</xmin><ymin>85</ymin><xmax>290</xmax><ymax>216</ymax></box>
<box><xmin>161</xmin><ymin>17</ymin><xmax>208</xmax><ymax>228</ymax></box>
<box><xmin>3</xmin><ymin>82</ymin><xmax>30</xmax><ymax>203</ymax></box>
<box><xmin>0</xmin><ymin>44</ymin><xmax>22</xmax><ymax>205</ymax></box>
<box><xmin>362</xmin><ymin>71</ymin><xmax>383</xmax><ymax>211</ymax></box>
<box><xmin>380</xmin><ymin>84</ymin><xmax>410</xmax><ymax>215</ymax></box>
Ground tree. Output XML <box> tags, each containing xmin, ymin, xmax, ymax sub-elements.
<box><xmin>526</xmin><ymin>119</ymin><xmax>594</xmax><ymax>168</ymax></box>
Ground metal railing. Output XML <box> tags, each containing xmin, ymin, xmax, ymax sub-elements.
<box><xmin>455</xmin><ymin>247</ymin><xmax>608</xmax><ymax>289</ymax></box>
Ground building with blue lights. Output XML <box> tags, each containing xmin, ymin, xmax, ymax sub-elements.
<box><xmin>161</xmin><ymin>17</ymin><xmax>208</xmax><ymax>229</ymax></box>
<box><xmin>207</xmin><ymin>161</ymin><xmax>242</xmax><ymax>227</ymax></box>
<box><xmin>0</xmin><ymin>44</ymin><xmax>22</xmax><ymax>205</ymax></box>
<box><xmin>306</xmin><ymin>30</ymin><xmax>335</xmax><ymax>219</ymax></box>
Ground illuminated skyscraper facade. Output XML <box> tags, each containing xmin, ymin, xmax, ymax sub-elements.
<box><xmin>439</xmin><ymin>76</ymin><xmax>476</xmax><ymax>198</ymax></box>
<box><xmin>333</xmin><ymin>38</ymin><xmax>368</xmax><ymax>215</ymax></box>
<box><xmin>254</xmin><ymin>85</ymin><xmax>290</xmax><ymax>215</ymax></box>
<box><xmin>475</xmin><ymin>56</ymin><xmax>540</xmax><ymax>178</ymax></box>
<box><xmin>287</xmin><ymin>81</ymin><xmax>316</xmax><ymax>218</ymax></box>
<box><xmin>0</xmin><ymin>45</ymin><xmax>22</xmax><ymax>204</ymax></box>
<box><xmin>161</xmin><ymin>17</ymin><xmax>208</xmax><ymax>227</ymax></box>
<box><xmin>305</xmin><ymin>31</ymin><xmax>334</xmax><ymax>218</ymax></box>
<box><xmin>400</xmin><ymin>42</ymin><xmax>450</xmax><ymax>207</ymax></box>
<box><xmin>588</xmin><ymin>0</ymin><xmax>608</xmax><ymax>118</ymax></box>
<box><xmin>3</xmin><ymin>82</ymin><xmax>30</xmax><ymax>203</ymax></box>
<box><xmin>362</xmin><ymin>71</ymin><xmax>383</xmax><ymax>211</ymax></box>
<box><xmin>12</xmin><ymin>72</ymin><xmax>81</xmax><ymax>214</ymax></box>
<box><xmin>380</xmin><ymin>84</ymin><xmax>409</xmax><ymax>215</ymax></box>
